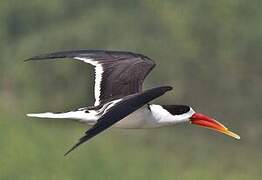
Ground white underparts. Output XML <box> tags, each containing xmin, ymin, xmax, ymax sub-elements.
<box><xmin>27</xmin><ymin>104</ymin><xmax>195</xmax><ymax>129</ymax></box>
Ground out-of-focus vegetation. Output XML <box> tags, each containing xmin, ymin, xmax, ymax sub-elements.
<box><xmin>0</xmin><ymin>0</ymin><xmax>261</xmax><ymax>179</ymax></box>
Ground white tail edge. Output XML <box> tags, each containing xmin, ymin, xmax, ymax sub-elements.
<box><xmin>26</xmin><ymin>112</ymin><xmax>73</xmax><ymax>119</ymax></box>
<box><xmin>26</xmin><ymin>110</ymin><xmax>98</xmax><ymax>124</ymax></box>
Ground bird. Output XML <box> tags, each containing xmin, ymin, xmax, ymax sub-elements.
<box><xmin>25</xmin><ymin>49</ymin><xmax>240</xmax><ymax>155</ymax></box>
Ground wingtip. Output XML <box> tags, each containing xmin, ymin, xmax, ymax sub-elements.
<box><xmin>64</xmin><ymin>146</ymin><xmax>76</xmax><ymax>156</ymax></box>
<box><xmin>24</xmin><ymin>58</ymin><xmax>33</xmax><ymax>62</ymax></box>
<box><xmin>24</xmin><ymin>55</ymin><xmax>45</xmax><ymax>62</ymax></box>
<box><xmin>64</xmin><ymin>151</ymin><xmax>71</xmax><ymax>156</ymax></box>
<box><xmin>167</xmin><ymin>86</ymin><xmax>173</xmax><ymax>91</ymax></box>
<box><xmin>159</xmin><ymin>85</ymin><xmax>173</xmax><ymax>91</ymax></box>
<box><xmin>24</xmin><ymin>56</ymin><xmax>40</xmax><ymax>62</ymax></box>
<box><xmin>64</xmin><ymin>142</ymin><xmax>81</xmax><ymax>156</ymax></box>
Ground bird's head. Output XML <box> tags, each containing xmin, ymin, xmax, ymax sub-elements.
<box><xmin>160</xmin><ymin>105</ymin><xmax>240</xmax><ymax>139</ymax></box>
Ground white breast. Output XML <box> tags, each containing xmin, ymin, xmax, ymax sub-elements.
<box><xmin>84</xmin><ymin>104</ymin><xmax>194</xmax><ymax>129</ymax></box>
<box><xmin>113</xmin><ymin>106</ymin><xmax>154</xmax><ymax>128</ymax></box>
<box><xmin>113</xmin><ymin>104</ymin><xmax>186</xmax><ymax>129</ymax></box>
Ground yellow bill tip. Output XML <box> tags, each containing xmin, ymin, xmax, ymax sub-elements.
<box><xmin>218</xmin><ymin>129</ymin><xmax>241</xmax><ymax>140</ymax></box>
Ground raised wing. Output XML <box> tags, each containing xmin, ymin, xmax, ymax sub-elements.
<box><xmin>64</xmin><ymin>86</ymin><xmax>173</xmax><ymax>156</ymax></box>
<box><xmin>26</xmin><ymin>50</ymin><xmax>156</xmax><ymax>106</ymax></box>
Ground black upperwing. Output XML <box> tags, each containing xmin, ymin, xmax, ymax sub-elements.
<box><xmin>26</xmin><ymin>50</ymin><xmax>156</xmax><ymax>106</ymax></box>
<box><xmin>64</xmin><ymin>86</ymin><xmax>173</xmax><ymax>156</ymax></box>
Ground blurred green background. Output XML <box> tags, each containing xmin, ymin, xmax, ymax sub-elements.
<box><xmin>1</xmin><ymin>0</ymin><xmax>262</xmax><ymax>179</ymax></box>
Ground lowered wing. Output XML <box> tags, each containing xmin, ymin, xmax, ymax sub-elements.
<box><xmin>64</xmin><ymin>86</ymin><xmax>173</xmax><ymax>156</ymax></box>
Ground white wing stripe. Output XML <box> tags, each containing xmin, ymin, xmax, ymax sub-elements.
<box><xmin>94</xmin><ymin>64</ymin><xmax>103</xmax><ymax>106</ymax></box>
<box><xmin>74</xmin><ymin>57</ymin><xmax>104</xmax><ymax>106</ymax></box>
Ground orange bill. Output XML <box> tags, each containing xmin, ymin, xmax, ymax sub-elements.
<box><xmin>190</xmin><ymin>113</ymin><xmax>240</xmax><ymax>140</ymax></box>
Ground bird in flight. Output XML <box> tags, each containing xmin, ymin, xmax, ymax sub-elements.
<box><xmin>26</xmin><ymin>50</ymin><xmax>240</xmax><ymax>155</ymax></box>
